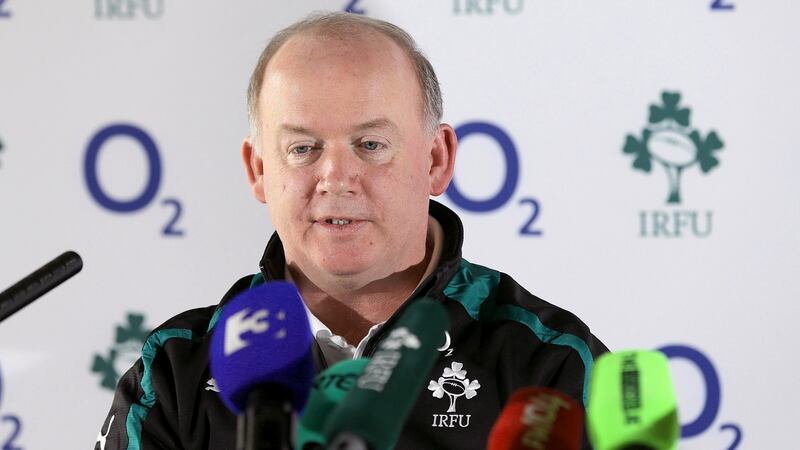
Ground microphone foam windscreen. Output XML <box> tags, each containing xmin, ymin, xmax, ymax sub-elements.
<box><xmin>209</xmin><ymin>281</ymin><xmax>315</xmax><ymax>415</ymax></box>
<box><xmin>587</xmin><ymin>350</ymin><xmax>679</xmax><ymax>450</ymax></box>
<box><xmin>487</xmin><ymin>387</ymin><xmax>584</xmax><ymax>450</ymax></box>
<box><xmin>297</xmin><ymin>358</ymin><xmax>370</xmax><ymax>450</ymax></box>
<box><xmin>323</xmin><ymin>298</ymin><xmax>449</xmax><ymax>450</ymax></box>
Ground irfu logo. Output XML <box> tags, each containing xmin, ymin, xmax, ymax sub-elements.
<box><xmin>453</xmin><ymin>0</ymin><xmax>524</xmax><ymax>15</ymax></box>
<box><xmin>91</xmin><ymin>313</ymin><xmax>151</xmax><ymax>390</ymax></box>
<box><xmin>624</xmin><ymin>91</ymin><xmax>724</xmax><ymax>204</ymax></box>
<box><xmin>428</xmin><ymin>362</ymin><xmax>480</xmax><ymax>428</ymax></box>
<box><xmin>625</xmin><ymin>92</ymin><xmax>723</xmax><ymax>238</ymax></box>
<box><xmin>95</xmin><ymin>0</ymin><xmax>164</xmax><ymax>20</ymax></box>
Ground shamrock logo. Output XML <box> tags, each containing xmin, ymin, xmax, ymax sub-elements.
<box><xmin>624</xmin><ymin>91</ymin><xmax>724</xmax><ymax>204</ymax></box>
<box><xmin>380</xmin><ymin>327</ymin><xmax>421</xmax><ymax>351</ymax></box>
<box><xmin>91</xmin><ymin>313</ymin><xmax>151</xmax><ymax>390</ymax></box>
<box><xmin>428</xmin><ymin>362</ymin><xmax>481</xmax><ymax>413</ymax></box>
<box><xmin>649</xmin><ymin>92</ymin><xmax>691</xmax><ymax>127</ymax></box>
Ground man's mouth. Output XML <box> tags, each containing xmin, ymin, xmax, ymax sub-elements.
<box><xmin>326</xmin><ymin>219</ymin><xmax>352</xmax><ymax>225</ymax></box>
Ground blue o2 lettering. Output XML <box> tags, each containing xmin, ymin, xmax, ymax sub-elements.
<box><xmin>659</xmin><ymin>344</ymin><xmax>743</xmax><ymax>448</ymax></box>
<box><xmin>161</xmin><ymin>199</ymin><xmax>185</xmax><ymax>236</ymax></box>
<box><xmin>446</xmin><ymin>121</ymin><xmax>542</xmax><ymax>237</ymax></box>
<box><xmin>1</xmin><ymin>416</ymin><xmax>22</xmax><ymax>450</ymax></box>
<box><xmin>85</xmin><ymin>124</ymin><xmax>161</xmax><ymax>212</ymax></box>
<box><xmin>711</xmin><ymin>0</ymin><xmax>735</xmax><ymax>10</ymax></box>
<box><xmin>84</xmin><ymin>123</ymin><xmax>185</xmax><ymax>237</ymax></box>
<box><xmin>0</xmin><ymin>365</ymin><xmax>22</xmax><ymax>450</ymax></box>
<box><xmin>0</xmin><ymin>0</ymin><xmax>11</xmax><ymax>18</ymax></box>
<box><xmin>447</xmin><ymin>121</ymin><xmax>519</xmax><ymax>212</ymax></box>
<box><xmin>720</xmin><ymin>423</ymin><xmax>743</xmax><ymax>450</ymax></box>
<box><xmin>659</xmin><ymin>345</ymin><xmax>720</xmax><ymax>438</ymax></box>
<box><xmin>518</xmin><ymin>198</ymin><xmax>542</xmax><ymax>236</ymax></box>
<box><xmin>344</xmin><ymin>0</ymin><xmax>366</xmax><ymax>14</ymax></box>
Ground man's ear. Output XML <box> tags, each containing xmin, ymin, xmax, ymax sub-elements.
<box><xmin>429</xmin><ymin>124</ymin><xmax>458</xmax><ymax>196</ymax></box>
<box><xmin>241</xmin><ymin>137</ymin><xmax>267</xmax><ymax>204</ymax></box>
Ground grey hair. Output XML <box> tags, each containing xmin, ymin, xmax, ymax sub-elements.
<box><xmin>246</xmin><ymin>11</ymin><xmax>443</xmax><ymax>148</ymax></box>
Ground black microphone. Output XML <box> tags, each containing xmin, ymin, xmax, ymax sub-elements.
<box><xmin>0</xmin><ymin>251</ymin><xmax>83</xmax><ymax>323</ymax></box>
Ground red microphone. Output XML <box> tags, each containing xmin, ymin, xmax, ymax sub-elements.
<box><xmin>487</xmin><ymin>387</ymin><xmax>584</xmax><ymax>450</ymax></box>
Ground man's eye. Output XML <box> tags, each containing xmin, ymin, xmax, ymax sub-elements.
<box><xmin>361</xmin><ymin>141</ymin><xmax>383</xmax><ymax>151</ymax></box>
<box><xmin>292</xmin><ymin>145</ymin><xmax>313</xmax><ymax>155</ymax></box>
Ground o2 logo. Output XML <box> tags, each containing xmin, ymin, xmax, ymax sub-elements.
<box><xmin>343</xmin><ymin>0</ymin><xmax>366</xmax><ymax>14</ymax></box>
<box><xmin>710</xmin><ymin>0</ymin><xmax>735</xmax><ymax>11</ymax></box>
<box><xmin>0</xmin><ymin>364</ymin><xmax>23</xmax><ymax>450</ymax></box>
<box><xmin>658</xmin><ymin>344</ymin><xmax>742</xmax><ymax>449</ymax></box>
<box><xmin>0</xmin><ymin>0</ymin><xmax>11</xmax><ymax>18</ymax></box>
<box><xmin>84</xmin><ymin>124</ymin><xmax>185</xmax><ymax>237</ymax></box>
<box><xmin>446</xmin><ymin>121</ymin><xmax>543</xmax><ymax>237</ymax></box>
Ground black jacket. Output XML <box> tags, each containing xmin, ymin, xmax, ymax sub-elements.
<box><xmin>95</xmin><ymin>201</ymin><xmax>608</xmax><ymax>449</ymax></box>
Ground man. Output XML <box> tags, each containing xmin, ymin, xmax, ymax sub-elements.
<box><xmin>96</xmin><ymin>12</ymin><xmax>607</xmax><ymax>450</ymax></box>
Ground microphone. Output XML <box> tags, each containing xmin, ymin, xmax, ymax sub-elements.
<box><xmin>297</xmin><ymin>358</ymin><xmax>370</xmax><ymax>450</ymax></box>
<box><xmin>487</xmin><ymin>387</ymin><xmax>584</xmax><ymax>450</ymax></box>
<box><xmin>209</xmin><ymin>281</ymin><xmax>316</xmax><ymax>450</ymax></box>
<box><xmin>586</xmin><ymin>350</ymin><xmax>679</xmax><ymax>450</ymax></box>
<box><xmin>0</xmin><ymin>251</ymin><xmax>83</xmax><ymax>323</ymax></box>
<box><xmin>322</xmin><ymin>298</ymin><xmax>449</xmax><ymax>450</ymax></box>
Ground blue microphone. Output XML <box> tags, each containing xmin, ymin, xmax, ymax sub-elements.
<box><xmin>210</xmin><ymin>281</ymin><xmax>316</xmax><ymax>450</ymax></box>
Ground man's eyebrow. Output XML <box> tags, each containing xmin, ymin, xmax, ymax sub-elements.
<box><xmin>276</xmin><ymin>118</ymin><xmax>399</xmax><ymax>136</ymax></box>
<box><xmin>278</xmin><ymin>124</ymin><xmax>315</xmax><ymax>135</ymax></box>
<box><xmin>351</xmin><ymin>118</ymin><xmax>399</xmax><ymax>134</ymax></box>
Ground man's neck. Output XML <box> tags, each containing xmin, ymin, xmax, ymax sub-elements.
<box><xmin>286</xmin><ymin>218</ymin><xmax>443</xmax><ymax>345</ymax></box>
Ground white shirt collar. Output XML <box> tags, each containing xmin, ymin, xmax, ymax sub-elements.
<box><xmin>288</xmin><ymin>216</ymin><xmax>445</xmax><ymax>366</ymax></box>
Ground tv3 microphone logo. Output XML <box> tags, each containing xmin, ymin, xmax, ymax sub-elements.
<box><xmin>624</xmin><ymin>92</ymin><xmax>723</xmax><ymax>238</ymax></box>
<box><xmin>224</xmin><ymin>308</ymin><xmax>287</xmax><ymax>356</ymax></box>
<box><xmin>658</xmin><ymin>344</ymin><xmax>742</xmax><ymax>449</ymax></box>
<box><xmin>0</xmin><ymin>363</ymin><xmax>23</xmax><ymax>450</ymax></box>
<box><xmin>84</xmin><ymin>123</ymin><xmax>186</xmax><ymax>237</ymax></box>
<box><xmin>446</xmin><ymin>121</ymin><xmax>544</xmax><ymax>237</ymax></box>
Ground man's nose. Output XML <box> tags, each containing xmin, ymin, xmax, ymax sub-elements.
<box><xmin>316</xmin><ymin>145</ymin><xmax>362</xmax><ymax>195</ymax></box>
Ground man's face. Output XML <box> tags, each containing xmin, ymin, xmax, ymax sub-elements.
<box><xmin>245</xmin><ymin>32</ymin><xmax>453</xmax><ymax>290</ymax></box>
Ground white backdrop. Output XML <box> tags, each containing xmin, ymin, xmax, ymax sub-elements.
<box><xmin>1</xmin><ymin>0</ymin><xmax>797</xmax><ymax>448</ymax></box>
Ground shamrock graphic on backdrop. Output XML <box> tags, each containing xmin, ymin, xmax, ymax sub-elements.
<box><xmin>91</xmin><ymin>313</ymin><xmax>151</xmax><ymax>390</ymax></box>
<box><xmin>428</xmin><ymin>362</ymin><xmax>481</xmax><ymax>413</ymax></box>
<box><xmin>623</xmin><ymin>91</ymin><xmax>724</xmax><ymax>204</ymax></box>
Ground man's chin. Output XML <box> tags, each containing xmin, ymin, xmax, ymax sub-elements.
<box><xmin>319</xmin><ymin>262</ymin><xmax>372</xmax><ymax>278</ymax></box>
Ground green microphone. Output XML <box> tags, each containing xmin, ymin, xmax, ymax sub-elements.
<box><xmin>322</xmin><ymin>298</ymin><xmax>449</xmax><ymax>450</ymax></box>
<box><xmin>586</xmin><ymin>350</ymin><xmax>680</xmax><ymax>450</ymax></box>
<box><xmin>297</xmin><ymin>358</ymin><xmax>370</xmax><ymax>450</ymax></box>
